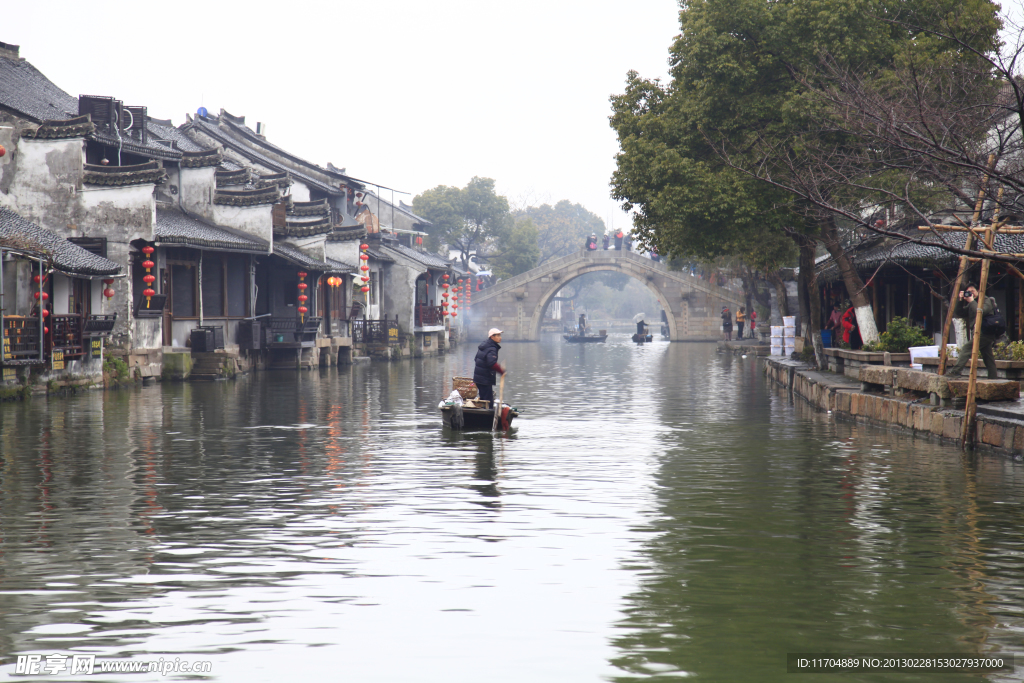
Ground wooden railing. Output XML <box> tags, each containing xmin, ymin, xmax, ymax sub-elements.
<box><xmin>2</xmin><ymin>317</ymin><xmax>44</xmax><ymax>364</ymax></box>
<box><xmin>352</xmin><ymin>319</ymin><xmax>400</xmax><ymax>345</ymax></box>
<box><xmin>50</xmin><ymin>314</ymin><xmax>85</xmax><ymax>357</ymax></box>
<box><xmin>415</xmin><ymin>305</ymin><xmax>444</xmax><ymax>327</ymax></box>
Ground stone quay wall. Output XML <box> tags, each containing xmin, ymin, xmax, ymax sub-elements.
<box><xmin>763</xmin><ymin>357</ymin><xmax>1024</xmax><ymax>456</ymax></box>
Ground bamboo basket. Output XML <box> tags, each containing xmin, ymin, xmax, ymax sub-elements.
<box><xmin>452</xmin><ymin>376</ymin><xmax>478</xmax><ymax>399</ymax></box>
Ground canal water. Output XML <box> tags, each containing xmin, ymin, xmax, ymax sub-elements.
<box><xmin>1</xmin><ymin>337</ymin><xmax>1024</xmax><ymax>682</ymax></box>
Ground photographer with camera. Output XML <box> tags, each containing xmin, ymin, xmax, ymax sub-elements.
<box><xmin>945</xmin><ymin>283</ymin><xmax>1000</xmax><ymax>378</ymax></box>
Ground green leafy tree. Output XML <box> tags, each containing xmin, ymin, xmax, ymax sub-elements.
<box><xmin>519</xmin><ymin>200</ymin><xmax>607</xmax><ymax>265</ymax></box>
<box><xmin>412</xmin><ymin>177</ymin><xmax>513</xmax><ymax>270</ymax></box>
<box><xmin>610</xmin><ymin>0</ymin><xmax>1002</xmax><ymax>363</ymax></box>
<box><xmin>490</xmin><ymin>218</ymin><xmax>540</xmax><ymax>279</ymax></box>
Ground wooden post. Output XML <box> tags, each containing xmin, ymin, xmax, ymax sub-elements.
<box><xmin>1018</xmin><ymin>277</ymin><xmax>1023</xmax><ymax>340</ymax></box>
<box><xmin>961</xmin><ymin>190</ymin><xmax>1004</xmax><ymax>449</ymax></box>
<box><xmin>938</xmin><ymin>154</ymin><xmax>996</xmax><ymax>375</ymax></box>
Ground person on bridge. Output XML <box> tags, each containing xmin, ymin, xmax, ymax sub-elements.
<box><xmin>614</xmin><ymin>230</ymin><xmax>623</xmax><ymax>250</ymax></box>
<box><xmin>721</xmin><ymin>307</ymin><xmax>733</xmax><ymax>341</ymax></box>
<box><xmin>602</xmin><ymin>233</ymin><xmax>610</xmax><ymax>250</ymax></box>
<box><xmin>586</xmin><ymin>233</ymin><xmax>597</xmax><ymax>250</ymax></box>
<box><xmin>474</xmin><ymin>328</ymin><xmax>505</xmax><ymax>405</ymax></box>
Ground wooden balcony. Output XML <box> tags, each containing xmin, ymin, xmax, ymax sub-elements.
<box><xmin>415</xmin><ymin>305</ymin><xmax>444</xmax><ymax>327</ymax></box>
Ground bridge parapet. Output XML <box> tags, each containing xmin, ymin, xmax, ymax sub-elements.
<box><xmin>466</xmin><ymin>250</ymin><xmax>745</xmax><ymax>342</ymax></box>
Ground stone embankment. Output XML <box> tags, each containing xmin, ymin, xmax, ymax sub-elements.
<box><xmin>763</xmin><ymin>357</ymin><xmax>1024</xmax><ymax>455</ymax></box>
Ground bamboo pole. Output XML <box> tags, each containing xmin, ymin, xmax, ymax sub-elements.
<box><xmin>938</xmin><ymin>154</ymin><xmax>996</xmax><ymax>375</ymax></box>
<box><xmin>961</xmin><ymin>189</ymin><xmax>1004</xmax><ymax>450</ymax></box>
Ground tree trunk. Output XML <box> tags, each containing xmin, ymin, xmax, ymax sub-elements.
<box><xmin>768</xmin><ymin>272</ymin><xmax>789</xmax><ymax>319</ymax></box>
<box><xmin>798</xmin><ymin>235</ymin><xmax>825</xmax><ymax>369</ymax></box>
<box><xmin>740</xmin><ymin>271</ymin><xmax>754</xmax><ymax>333</ymax></box>
<box><xmin>820</xmin><ymin>218</ymin><xmax>879</xmax><ymax>344</ymax></box>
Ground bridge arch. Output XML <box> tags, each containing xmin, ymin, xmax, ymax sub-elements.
<box><xmin>527</xmin><ymin>264</ymin><xmax>678</xmax><ymax>340</ymax></box>
<box><xmin>466</xmin><ymin>250</ymin><xmax>744</xmax><ymax>342</ymax></box>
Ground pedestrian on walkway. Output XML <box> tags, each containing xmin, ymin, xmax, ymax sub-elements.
<box><xmin>474</xmin><ymin>328</ymin><xmax>505</xmax><ymax>404</ymax></box>
<box><xmin>721</xmin><ymin>307</ymin><xmax>733</xmax><ymax>341</ymax></box>
<box><xmin>736</xmin><ymin>306</ymin><xmax>746</xmax><ymax>339</ymax></box>
<box><xmin>945</xmin><ymin>283</ymin><xmax>1000</xmax><ymax>378</ymax></box>
<box><xmin>748</xmin><ymin>308</ymin><xmax>757</xmax><ymax>341</ymax></box>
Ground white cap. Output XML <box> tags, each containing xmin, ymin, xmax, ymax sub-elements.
<box><xmin>488</xmin><ymin>328</ymin><xmax>503</xmax><ymax>337</ymax></box>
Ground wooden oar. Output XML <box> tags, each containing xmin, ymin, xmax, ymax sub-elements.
<box><xmin>492</xmin><ymin>371</ymin><xmax>506</xmax><ymax>431</ymax></box>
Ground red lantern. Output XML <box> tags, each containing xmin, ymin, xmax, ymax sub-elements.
<box><xmin>143</xmin><ymin>274</ymin><xmax>156</xmax><ymax>285</ymax></box>
<box><xmin>442</xmin><ymin>310</ymin><xmax>448</xmax><ymax>316</ymax></box>
<box><xmin>34</xmin><ymin>291</ymin><xmax>48</xmax><ymax>301</ymax></box>
<box><xmin>415</xmin><ymin>236</ymin><xmax>423</xmax><ymax>246</ymax></box>
<box><xmin>442</xmin><ymin>283</ymin><xmax>449</xmax><ymax>289</ymax></box>
<box><xmin>104</xmin><ymin>287</ymin><xmax>115</xmax><ymax>299</ymax></box>
<box><xmin>360</xmin><ymin>244</ymin><xmax>369</xmax><ymax>250</ymax></box>
<box><xmin>360</xmin><ymin>265</ymin><xmax>369</xmax><ymax>272</ymax></box>
<box><xmin>33</xmin><ymin>274</ymin><xmax>43</xmax><ymax>284</ymax></box>
<box><xmin>43</xmin><ymin>326</ymin><xmax>49</xmax><ymax>334</ymax></box>
<box><xmin>297</xmin><ymin>271</ymin><xmax>307</xmax><ymax>279</ymax></box>
<box><xmin>103</xmin><ymin>279</ymin><xmax>114</xmax><ymax>286</ymax></box>
<box><xmin>360</xmin><ymin>254</ymin><xmax>369</xmax><ymax>261</ymax></box>
<box><xmin>143</xmin><ymin>287</ymin><xmax>156</xmax><ymax>299</ymax></box>
<box><xmin>362</xmin><ymin>276</ymin><xmax>369</xmax><ymax>283</ymax></box>
<box><xmin>361</xmin><ymin>285</ymin><xmax>369</xmax><ymax>293</ymax></box>
<box><xmin>451</xmin><ymin>312</ymin><xmax>457</xmax><ymax>317</ymax></box>
<box><xmin>40</xmin><ymin>309</ymin><xmax>49</xmax><ymax>319</ymax></box>
<box><xmin>142</xmin><ymin>260</ymin><xmax>155</xmax><ymax>270</ymax></box>
<box><xmin>452</xmin><ymin>304</ymin><xmax>458</xmax><ymax>310</ymax></box>
<box><xmin>298</xmin><ymin>282</ymin><xmax>308</xmax><ymax>290</ymax></box>
<box><xmin>442</xmin><ymin>274</ymin><xmax>449</xmax><ymax>281</ymax></box>
<box><xmin>142</xmin><ymin>245</ymin><xmax>154</xmax><ymax>256</ymax></box>
<box><xmin>0</xmin><ymin>144</ymin><xmax>5</xmax><ymax>157</ymax></box>
<box><xmin>298</xmin><ymin>306</ymin><xmax>308</xmax><ymax>314</ymax></box>
<box><xmin>298</xmin><ymin>294</ymin><xmax>308</xmax><ymax>303</ymax></box>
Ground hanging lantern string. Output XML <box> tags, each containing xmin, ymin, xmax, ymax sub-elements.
<box><xmin>141</xmin><ymin>245</ymin><xmax>156</xmax><ymax>308</ymax></box>
<box><xmin>297</xmin><ymin>271</ymin><xmax>309</xmax><ymax>323</ymax></box>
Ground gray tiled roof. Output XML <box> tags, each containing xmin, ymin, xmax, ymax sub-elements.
<box><xmin>326</xmin><ymin>257</ymin><xmax>357</xmax><ymax>273</ymax></box>
<box><xmin>0</xmin><ymin>207</ymin><xmax>121</xmax><ymax>276</ymax></box>
<box><xmin>273</xmin><ymin>241</ymin><xmax>329</xmax><ymax>270</ymax></box>
<box><xmin>147</xmin><ymin>119</ymin><xmax>208</xmax><ymax>153</ymax></box>
<box><xmin>0</xmin><ymin>55</ymin><xmax>193</xmax><ymax>162</ymax></box>
<box><xmin>817</xmin><ymin>229</ymin><xmax>1024</xmax><ymax>282</ymax></box>
<box><xmin>364</xmin><ymin>247</ymin><xmax>394</xmax><ymax>263</ymax></box>
<box><xmin>155</xmin><ymin>208</ymin><xmax>269</xmax><ymax>253</ymax></box>
<box><xmin>190</xmin><ymin>117</ymin><xmax>341</xmax><ymax>197</ymax></box>
<box><xmin>0</xmin><ymin>54</ymin><xmax>77</xmax><ymax>123</ymax></box>
<box><xmin>381</xmin><ymin>242</ymin><xmax>451</xmax><ymax>270</ymax></box>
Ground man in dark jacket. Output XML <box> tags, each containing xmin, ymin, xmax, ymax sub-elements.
<box><xmin>474</xmin><ymin>328</ymin><xmax>505</xmax><ymax>404</ymax></box>
<box><xmin>946</xmin><ymin>283</ymin><xmax>999</xmax><ymax>378</ymax></box>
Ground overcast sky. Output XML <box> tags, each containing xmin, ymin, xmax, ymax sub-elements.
<box><xmin>7</xmin><ymin>1</ymin><xmax>680</xmax><ymax>231</ymax></box>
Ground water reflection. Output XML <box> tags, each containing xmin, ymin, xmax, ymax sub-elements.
<box><xmin>0</xmin><ymin>339</ymin><xmax>1022</xmax><ymax>681</ymax></box>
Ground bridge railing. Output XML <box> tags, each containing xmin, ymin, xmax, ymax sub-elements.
<box><xmin>472</xmin><ymin>249</ymin><xmax>744</xmax><ymax>305</ymax></box>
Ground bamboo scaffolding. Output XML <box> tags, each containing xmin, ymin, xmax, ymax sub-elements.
<box><xmin>936</xmin><ymin>155</ymin><xmax>996</xmax><ymax>375</ymax></box>
<box><xmin>961</xmin><ymin>190</ymin><xmax>1004</xmax><ymax>448</ymax></box>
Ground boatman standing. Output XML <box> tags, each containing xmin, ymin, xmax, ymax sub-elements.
<box><xmin>474</xmin><ymin>328</ymin><xmax>505</xmax><ymax>405</ymax></box>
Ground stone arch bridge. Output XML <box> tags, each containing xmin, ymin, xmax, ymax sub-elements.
<box><xmin>466</xmin><ymin>250</ymin><xmax>745</xmax><ymax>341</ymax></box>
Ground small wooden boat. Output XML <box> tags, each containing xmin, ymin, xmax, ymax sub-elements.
<box><xmin>563</xmin><ymin>333</ymin><xmax>607</xmax><ymax>343</ymax></box>
<box><xmin>439</xmin><ymin>401</ymin><xmax>519</xmax><ymax>431</ymax></box>
<box><xmin>632</xmin><ymin>333</ymin><xmax>654</xmax><ymax>343</ymax></box>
